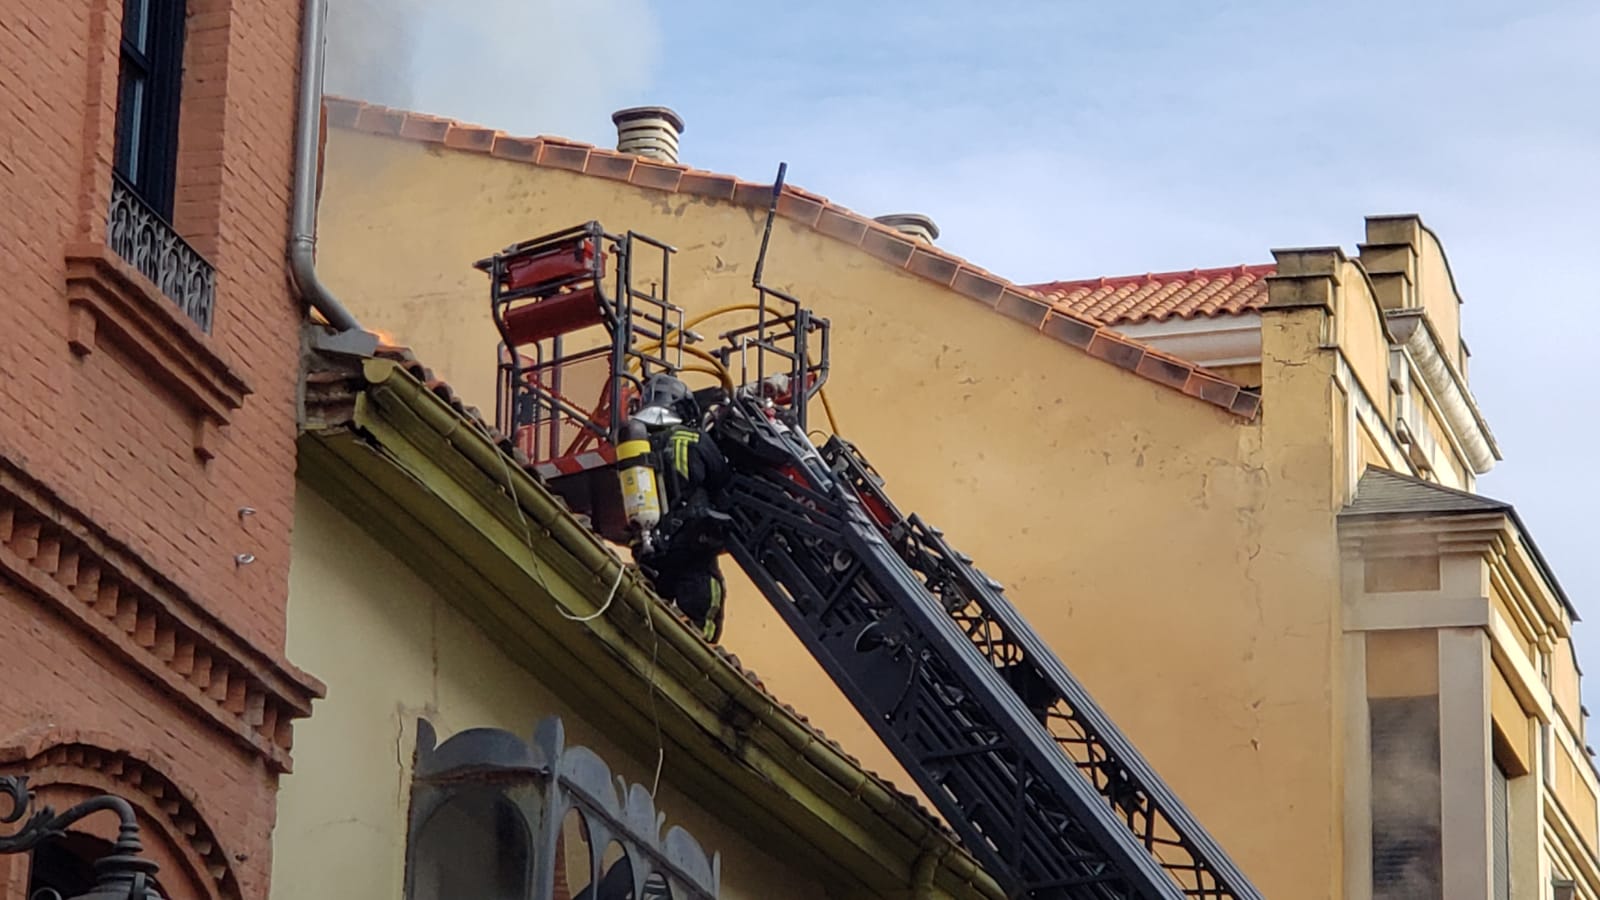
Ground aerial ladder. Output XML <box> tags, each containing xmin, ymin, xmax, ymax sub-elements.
<box><xmin>476</xmin><ymin>177</ymin><xmax>1265</xmax><ymax>900</ymax></box>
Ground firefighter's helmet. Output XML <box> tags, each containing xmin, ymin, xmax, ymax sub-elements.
<box><xmin>632</xmin><ymin>373</ymin><xmax>693</xmax><ymax>428</ymax></box>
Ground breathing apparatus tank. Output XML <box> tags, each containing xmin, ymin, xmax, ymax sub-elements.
<box><xmin>616</xmin><ymin>418</ymin><xmax>663</xmax><ymax>552</ymax></box>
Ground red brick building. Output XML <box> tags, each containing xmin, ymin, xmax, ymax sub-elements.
<box><xmin>0</xmin><ymin>0</ymin><xmax>323</xmax><ymax>897</ymax></box>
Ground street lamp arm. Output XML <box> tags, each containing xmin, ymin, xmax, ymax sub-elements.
<box><xmin>0</xmin><ymin>775</ymin><xmax>163</xmax><ymax>900</ymax></box>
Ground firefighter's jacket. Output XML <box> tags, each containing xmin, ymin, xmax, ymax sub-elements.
<box><xmin>647</xmin><ymin>424</ymin><xmax>731</xmax><ymax>555</ymax></box>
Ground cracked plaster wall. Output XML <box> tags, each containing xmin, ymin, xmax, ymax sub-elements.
<box><xmin>313</xmin><ymin>129</ymin><xmax>1351</xmax><ymax>897</ymax></box>
<box><xmin>271</xmin><ymin>486</ymin><xmax>824</xmax><ymax>900</ymax></box>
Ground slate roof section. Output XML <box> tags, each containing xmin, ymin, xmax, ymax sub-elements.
<box><xmin>1342</xmin><ymin>466</ymin><xmax>1511</xmax><ymax>518</ymax></box>
<box><xmin>320</xmin><ymin>96</ymin><xmax>1261</xmax><ymax>421</ymax></box>
<box><xmin>1341</xmin><ymin>467</ymin><xmax>1576</xmax><ymax>619</ymax></box>
<box><xmin>1026</xmin><ymin>264</ymin><xmax>1275</xmax><ymax>326</ymax></box>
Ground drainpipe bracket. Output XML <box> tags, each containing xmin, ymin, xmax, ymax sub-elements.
<box><xmin>308</xmin><ymin>324</ymin><xmax>380</xmax><ymax>358</ymax></box>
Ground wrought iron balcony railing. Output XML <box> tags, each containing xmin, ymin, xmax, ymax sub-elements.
<box><xmin>108</xmin><ymin>174</ymin><xmax>215</xmax><ymax>333</ymax></box>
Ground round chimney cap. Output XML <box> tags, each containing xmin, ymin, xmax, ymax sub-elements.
<box><xmin>611</xmin><ymin>106</ymin><xmax>686</xmax><ymax>134</ymax></box>
<box><xmin>874</xmin><ymin>213</ymin><xmax>940</xmax><ymax>242</ymax></box>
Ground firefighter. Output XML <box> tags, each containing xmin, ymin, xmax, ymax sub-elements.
<box><xmin>625</xmin><ymin>373</ymin><xmax>732</xmax><ymax>643</ymax></box>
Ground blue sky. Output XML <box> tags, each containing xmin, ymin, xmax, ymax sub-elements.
<box><xmin>330</xmin><ymin>0</ymin><xmax>1600</xmax><ymax>704</ymax></box>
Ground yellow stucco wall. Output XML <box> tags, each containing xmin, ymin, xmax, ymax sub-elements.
<box><xmin>1335</xmin><ymin>260</ymin><xmax>1393</xmax><ymax>424</ymax></box>
<box><xmin>1415</xmin><ymin>228</ymin><xmax>1465</xmax><ymax>372</ymax></box>
<box><xmin>272</xmin><ymin>484</ymin><xmax>829</xmax><ymax>900</ymax></box>
<box><xmin>1491</xmin><ymin>663</ymin><xmax>1533</xmax><ymax>775</ymax></box>
<box><xmin>1554</xmin><ymin>637</ymin><xmax>1584</xmax><ymax>734</ymax></box>
<box><xmin>315</xmin><ymin>128</ymin><xmax>1351</xmax><ymax>896</ymax></box>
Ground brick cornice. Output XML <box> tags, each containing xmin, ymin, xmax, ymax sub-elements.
<box><xmin>0</xmin><ymin>456</ymin><xmax>324</xmax><ymax>774</ymax></box>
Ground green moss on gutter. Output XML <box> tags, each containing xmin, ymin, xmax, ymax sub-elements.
<box><xmin>299</xmin><ymin>357</ymin><xmax>1003</xmax><ymax>900</ymax></box>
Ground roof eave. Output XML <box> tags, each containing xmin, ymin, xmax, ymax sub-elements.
<box><xmin>296</xmin><ymin>353</ymin><xmax>1005</xmax><ymax>899</ymax></box>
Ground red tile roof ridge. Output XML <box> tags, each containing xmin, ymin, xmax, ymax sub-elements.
<box><xmin>322</xmin><ymin>95</ymin><xmax>1261</xmax><ymax>421</ymax></box>
<box><xmin>1028</xmin><ymin>263</ymin><xmax>1276</xmax><ymax>327</ymax></box>
<box><xmin>1028</xmin><ymin>262</ymin><xmax>1277</xmax><ymax>296</ymax></box>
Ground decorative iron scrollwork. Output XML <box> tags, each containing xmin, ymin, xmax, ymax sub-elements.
<box><xmin>0</xmin><ymin>776</ymin><xmax>62</xmax><ymax>854</ymax></box>
<box><xmin>0</xmin><ymin>774</ymin><xmax>165</xmax><ymax>900</ymax></box>
<box><xmin>108</xmin><ymin>175</ymin><xmax>216</xmax><ymax>334</ymax></box>
<box><xmin>410</xmin><ymin>717</ymin><xmax>721</xmax><ymax>900</ymax></box>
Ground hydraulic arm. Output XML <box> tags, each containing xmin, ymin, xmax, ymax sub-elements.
<box><xmin>481</xmin><ymin>214</ymin><xmax>1264</xmax><ymax>900</ymax></box>
<box><xmin>703</xmin><ymin>400</ymin><xmax>1261</xmax><ymax>900</ymax></box>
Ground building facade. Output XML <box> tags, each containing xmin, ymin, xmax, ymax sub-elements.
<box><xmin>308</xmin><ymin>98</ymin><xmax>1600</xmax><ymax>899</ymax></box>
<box><xmin>1035</xmin><ymin>223</ymin><xmax>1599</xmax><ymax>899</ymax></box>
<box><xmin>0</xmin><ymin>0</ymin><xmax>322</xmax><ymax>898</ymax></box>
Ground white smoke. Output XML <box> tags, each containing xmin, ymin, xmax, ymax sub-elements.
<box><xmin>324</xmin><ymin>0</ymin><xmax>661</xmax><ymax>141</ymax></box>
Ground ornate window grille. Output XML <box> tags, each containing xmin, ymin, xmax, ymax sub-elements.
<box><xmin>108</xmin><ymin>174</ymin><xmax>215</xmax><ymax>333</ymax></box>
<box><xmin>405</xmin><ymin>716</ymin><xmax>720</xmax><ymax>900</ymax></box>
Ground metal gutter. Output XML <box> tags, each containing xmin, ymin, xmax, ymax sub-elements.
<box><xmin>290</xmin><ymin>0</ymin><xmax>367</xmax><ymax>337</ymax></box>
<box><xmin>349</xmin><ymin>356</ymin><xmax>1005</xmax><ymax>900</ymax></box>
<box><xmin>1386</xmin><ymin>309</ymin><xmax>1499</xmax><ymax>474</ymax></box>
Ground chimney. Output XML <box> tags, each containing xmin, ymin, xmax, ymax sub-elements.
<box><xmin>874</xmin><ymin>213</ymin><xmax>940</xmax><ymax>244</ymax></box>
<box><xmin>611</xmin><ymin>106</ymin><xmax>685</xmax><ymax>164</ymax></box>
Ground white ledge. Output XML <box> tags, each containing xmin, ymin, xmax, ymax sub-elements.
<box><xmin>1112</xmin><ymin>312</ymin><xmax>1262</xmax><ymax>368</ymax></box>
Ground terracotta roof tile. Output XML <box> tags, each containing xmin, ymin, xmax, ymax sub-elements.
<box><xmin>907</xmin><ymin>247</ymin><xmax>960</xmax><ymax>287</ymax></box>
<box><xmin>444</xmin><ymin>125</ymin><xmax>496</xmax><ymax>152</ymax></box>
<box><xmin>814</xmin><ymin>206</ymin><xmax>869</xmax><ymax>245</ymax></box>
<box><xmin>1028</xmin><ymin>264</ymin><xmax>1275</xmax><ymax>326</ymax></box>
<box><xmin>995</xmin><ymin>289</ymin><xmax>1050</xmax><ymax>329</ymax></box>
<box><xmin>397</xmin><ymin>113</ymin><xmax>450</xmax><ymax>142</ymax></box>
<box><xmin>489</xmin><ymin>135</ymin><xmax>540</xmax><ymax>163</ymax></box>
<box><xmin>628</xmin><ymin>160</ymin><xmax>686</xmax><ymax>192</ymax></box>
<box><xmin>583</xmin><ymin>149</ymin><xmax>637</xmax><ymax>182</ymax></box>
<box><xmin>776</xmin><ymin>191</ymin><xmax>825</xmax><ymax>228</ymax></box>
<box><xmin>859</xmin><ymin>226</ymin><xmax>916</xmax><ymax>268</ymax></box>
<box><xmin>537</xmin><ymin>142</ymin><xmax>588</xmax><ymax>171</ymax></box>
<box><xmin>321</xmin><ymin>96</ymin><xmax>1260</xmax><ymax>421</ymax></box>
<box><xmin>677</xmin><ymin>170</ymin><xmax>738</xmax><ymax>201</ymax></box>
<box><xmin>1041</xmin><ymin>311</ymin><xmax>1097</xmax><ymax>349</ymax></box>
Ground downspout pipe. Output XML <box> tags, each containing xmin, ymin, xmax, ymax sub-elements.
<box><xmin>290</xmin><ymin>0</ymin><xmax>364</xmax><ymax>335</ymax></box>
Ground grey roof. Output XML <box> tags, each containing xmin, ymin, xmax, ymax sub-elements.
<box><xmin>1341</xmin><ymin>467</ymin><xmax>1576</xmax><ymax>620</ymax></box>
<box><xmin>1342</xmin><ymin>467</ymin><xmax>1511</xmax><ymax>518</ymax></box>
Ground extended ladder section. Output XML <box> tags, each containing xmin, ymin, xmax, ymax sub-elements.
<box><xmin>705</xmin><ymin>400</ymin><xmax>1261</xmax><ymax>900</ymax></box>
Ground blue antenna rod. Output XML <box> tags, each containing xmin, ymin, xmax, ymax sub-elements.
<box><xmin>752</xmin><ymin>161</ymin><xmax>788</xmax><ymax>289</ymax></box>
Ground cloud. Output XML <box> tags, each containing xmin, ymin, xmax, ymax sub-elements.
<box><xmin>324</xmin><ymin>0</ymin><xmax>662</xmax><ymax>143</ymax></box>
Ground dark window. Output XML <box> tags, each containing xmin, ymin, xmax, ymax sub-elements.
<box><xmin>1370</xmin><ymin>695</ymin><xmax>1443</xmax><ymax>900</ymax></box>
<box><xmin>410</xmin><ymin>789</ymin><xmax>531</xmax><ymax>900</ymax></box>
<box><xmin>114</xmin><ymin>0</ymin><xmax>186</xmax><ymax>220</ymax></box>
<box><xmin>1491</xmin><ymin>760</ymin><xmax>1509</xmax><ymax>900</ymax></box>
<box><xmin>28</xmin><ymin>833</ymin><xmax>109</xmax><ymax>900</ymax></box>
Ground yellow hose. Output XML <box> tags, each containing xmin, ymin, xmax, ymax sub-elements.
<box><xmin>818</xmin><ymin>387</ymin><xmax>841</xmax><ymax>434</ymax></box>
<box><xmin>627</xmin><ymin>342</ymin><xmax>735</xmax><ymax>392</ymax></box>
<box><xmin>677</xmin><ymin>364</ymin><xmax>727</xmax><ymax>382</ymax></box>
<box><xmin>631</xmin><ymin>305</ymin><xmax>843</xmax><ymax>434</ymax></box>
<box><xmin>683</xmin><ymin>303</ymin><xmax>762</xmax><ymax>331</ymax></box>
